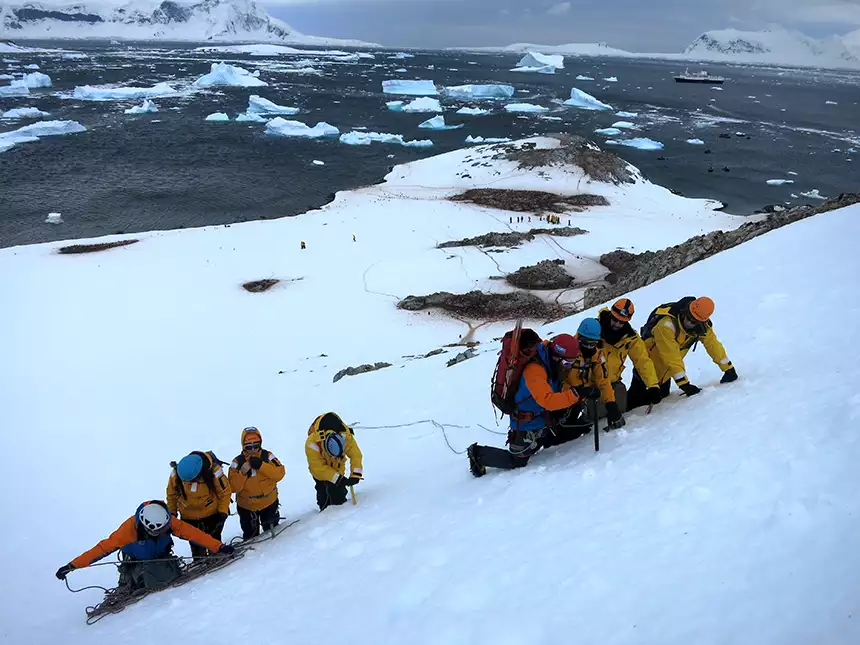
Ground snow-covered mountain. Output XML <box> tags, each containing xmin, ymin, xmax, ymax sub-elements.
<box><xmin>683</xmin><ymin>27</ymin><xmax>860</xmax><ymax>68</ymax></box>
<box><xmin>0</xmin><ymin>0</ymin><xmax>375</xmax><ymax>45</ymax></box>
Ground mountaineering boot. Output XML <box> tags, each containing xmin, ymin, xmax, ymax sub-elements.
<box><xmin>467</xmin><ymin>443</ymin><xmax>486</xmax><ymax>478</ymax></box>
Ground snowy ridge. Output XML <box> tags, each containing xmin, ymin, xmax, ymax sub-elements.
<box><xmin>0</xmin><ymin>0</ymin><xmax>376</xmax><ymax>45</ymax></box>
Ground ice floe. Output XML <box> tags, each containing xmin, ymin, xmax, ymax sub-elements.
<box><xmin>24</xmin><ymin>63</ymin><xmax>39</xmax><ymax>70</ymax></box>
<box><xmin>444</xmin><ymin>84</ymin><xmax>514</xmax><ymax>100</ymax></box>
<box><xmin>616</xmin><ymin>111</ymin><xmax>638</xmax><ymax>118</ymax></box>
<box><xmin>686</xmin><ymin>138</ymin><xmax>705</xmax><ymax>145</ymax></box>
<box><xmin>390</xmin><ymin>52</ymin><xmax>414</xmax><ymax>59</ymax></box>
<box><xmin>604</xmin><ymin>76</ymin><xmax>618</xmax><ymax>82</ymax></box>
<box><xmin>401</xmin><ymin>97</ymin><xmax>442</xmax><ymax>113</ymax></box>
<box><xmin>18</xmin><ymin>72</ymin><xmax>51</xmax><ymax>88</ymax></box>
<box><xmin>1</xmin><ymin>107</ymin><xmax>50</xmax><ymax>119</ymax></box>
<box><xmin>205</xmin><ymin>112</ymin><xmax>230</xmax><ymax>121</ymax></box>
<box><xmin>511</xmin><ymin>64</ymin><xmax>556</xmax><ymax>74</ymax></box>
<box><xmin>594</xmin><ymin>127</ymin><xmax>622</xmax><ymax>136</ymax></box>
<box><xmin>386</xmin><ymin>100</ymin><xmax>404</xmax><ymax>111</ymax></box>
<box><xmin>0</xmin><ymin>83</ymin><xmax>29</xmax><ymax>97</ymax></box>
<box><xmin>45</xmin><ymin>212</ymin><xmax>62</xmax><ymax>224</ymax></box>
<box><xmin>418</xmin><ymin>115</ymin><xmax>463</xmax><ymax>130</ymax></box>
<box><xmin>611</xmin><ymin>121</ymin><xmax>636</xmax><ymax>129</ymax></box>
<box><xmin>0</xmin><ymin>119</ymin><xmax>86</xmax><ymax>153</ymax></box>
<box><xmin>382</xmin><ymin>79</ymin><xmax>438</xmax><ymax>95</ymax></box>
<box><xmin>456</xmin><ymin>106</ymin><xmax>490</xmax><ymax>115</ymax></box>
<box><xmin>464</xmin><ymin>135</ymin><xmax>512</xmax><ymax>143</ymax></box>
<box><xmin>236</xmin><ymin>112</ymin><xmax>266</xmax><ymax>122</ymax></box>
<box><xmin>72</xmin><ymin>82</ymin><xmax>178</xmax><ymax>101</ymax></box>
<box><xmin>511</xmin><ymin>51</ymin><xmax>563</xmax><ymax>73</ymax></box>
<box><xmin>825</xmin><ymin>100</ymin><xmax>838</xmax><ymax>105</ymax></box>
<box><xmin>247</xmin><ymin>94</ymin><xmax>299</xmax><ymax>115</ymax></box>
<box><xmin>266</xmin><ymin>118</ymin><xmax>339</xmax><ymax>138</ymax></box>
<box><xmin>800</xmin><ymin>189</ymin><xmax>827</xmax><ymax>200</ymax></box>
<box><xmin>194</xmin><ymin>62</ymin><xmax>267</xmax><ymax>88</ymax></box>
<box><xmin>312</xmin><ymin>159</ymin><xmax>325</xmax><ymax>165</ymax></box>
<box><xmin>766</xmin><ymin>179</ymin><xmax>794</xmax><ymax>185</ymax></box>
<box><xmin>605</xmin><ymin>137</ymin><xmax>664</xmax><ymax>150</ymax></box>
<box><xmin>339</xmin><ymin>131</ymin><xmax>432</xmax><ymax>147</ymax></box>
<box><xmin>564</xmin><ymin>88</ymin><xmax>612</xmax><ymax>110</ymax></box>
<box><xmin>124</xmin><ymin>99</ymin><xmax>157</xmax><ymax>114</ymax></box>
<box><xmin>575</xmin><ymin>75</ymin><xmax>595</xmax><ymax>81</ymax></box>
<box><xmin>504</xmin><ymin>103</ymin><xmax>549</xmax><ymax>113</ymax></box>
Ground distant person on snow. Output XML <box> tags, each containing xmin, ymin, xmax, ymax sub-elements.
<box><xmin>564</xmin><ymin>318</ymin><xmax>626</xmax><ymax>430</ymax></box>
<box><xmin>54</xmin><ymin>500</ymin><xmax>234</xmax><ymax>590</ymax></box>
<box><xmin>305</xmin><ymin>412</ymin><xmax>363</xmax><ymax>511</ymax></box>
<box><xmin>626</xmin><ymin>296</ymin><xmax>737</xmax><ymax>410</ymax></box>
<box><xmin>468</xmin><ymin>333</ymin><xmax>589</xmax><ymax>477</ymax></box>
<box><xmin>167</xmin><ymin>451</ymin><xmax>232</xmax><ymax>558</ymax></box>
<box><xmin>229</xmin><ymin>426</ymin><xmax>286</xmax><ymax>540</ymax></box>
<box><xmin>597</xmin><ymin>298</ymin><xmax>662</xmax><ymax>410</ymax></box>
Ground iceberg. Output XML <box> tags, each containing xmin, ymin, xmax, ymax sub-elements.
<box><xmin>205</xmin><ymin>112</ymin><xmax>230</xmax><ymax>121</ymax></box>
<box><xmin>0</xmin><ymin>74</ymin><xmax>12</xmax><ymax>80</ymax></box>
<box><xmin>24</xmin><ymin>63</ymin><xmax>39</xmax><ymax>70</ymax></box>
<box><xmin>510</xmin><ymin>64</ymin><xmax>557</xmax><ymax>74</ymax></box>
<box><xmin>194</xmin><ymin>62</ymin><xmax>267</xmax><ymax>88</ymax></box>
<box><xmin>611</xmin><ymin>121</ymin><xmax>636</xmax><ymax>129</ymax></box>
<box><xmin>766</xmin><ymin>179</ymin><xmax>795</xmax><ymax>185</ymax></box>
<box><xmin>594</xmin><ymin>127</ymin><xmax>622</xmax><ymax>136</ymax></box>
<box><xmin>401</xmin><ymin>97</ymin><xmax>442</xmax><ymax>113</ymax></box>
<box><xmin>312</xmin><ymin>160</ymin><xmax>325</xmax><ymax>165</ymax></box>
<box><xmin>605</xmin><ymin>137</ymin><xmax>664</xmax><ymax>150</ymax></box>
<box><xmin>504</xmin><ymin>103</ymin><xmax>549</xmax><ymax>113</ymax></box>
<box><xmin>465</xmin><ymin>135</ymin><xmax>512</xmax><ymax>143</ymax></box>
<box><xmin>616</xmin><ymin>111</ymin><xmax>638</xmax><ymax>118</ymax></box>
<box><xmin>604</xmin><ymin>76</ymin><xmax>618</xmax><ymax>82</ymax></box>
<box><xmin>236</xmin><ymin>112</ymin><xmax>267</xmax><ymax>122</ymax></box>
<box><xmin>45</xmin><ymin>212</ymin><xmax>63</xmax><ymax>224</ymax></box>
<box><xmin>18</xmin><ymin>72</ymin><xmax>51</xmax><ymax>88</ymax></box>
<box><xmin>390</xmin><ymin>52</ymin><xmax>414</xmax><ymax>59</ymax></box>
<box><xmin>575</xmin><ymin>75</ymin><xmax>595</xmax><ymax>81</ymax></box>
<box><xmin>800</xmin><ymin>189</ymin><xmax>827</xmax><ymax>200</ymax></box>
<box><xmin>1</xmin><ymin>107</ymin><xmax>50</xmax><ymax>119</ymax></box>
<box><xmin>686</xmin><ymin>138</ymin><xmax>705</xmax><ymax>145</ymax></box>
<box><xmin>339</xmin><ymin>131</ymin><xmax>433</xmax><ymax>147</ymax></box>
<box><xmin>0</xmin><ymin>83</ymin><xmax>29</xmax><ymax>97</ymax></box>
<box><xmin>124</xmin><ymin>99</ymin><xmax>158</xmax><ymax>114</ymax></box>
<box><xmin>266</xmin><ymin>118</ymin><xmax>339</xmax><ymax>138</ymax></box>
<box><xmin>382</xmin><ymin>79</ymin><xmax>438</xmax><ymax>96</ymax></box>
<box><xmin>445</xmin><ymin>84</ymin><xmax>515</xmax><ymax>100</ymax></box>
<box><xmin>564</xmin><ymin>88</ymin><xmax>612</xmax><ymax>111</ymax></box>
<box><xmin>247</xmin><ymin>95</ymin><xmax>299</xmax><ymax>115</ymax></box>
<box><xmin>456</xmin><ymin>107</ymin><xmax>490</xmax><ymax>115</ymax></box>
<box><xmin>418</xmin><ymin>115</ymin><xmax>463</xmax><ymax>130</ymax></box>
<box><xmin>516</xmin><ymin>51</ymin><xmax>564</xmax><ymax>70</ymax></box>
<box><xmin>386</xmin><ymin>100</ymin><xmax>404</xmax><ymax>111</ymax></box>
<box><xmin>0</xmin><ymin>119</ymin><xmax>86</xmax><ymax>152</ymax></box>
<box><xmin>73</xmin><ymin>82</ymin><xmax>178</xmax><ymax>101</ymax></box>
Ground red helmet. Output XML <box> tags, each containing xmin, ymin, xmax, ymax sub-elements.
<box><xmin>549</xmin><ymin>333</ymin><xmax>580</xmax><ymax>358</ymax></box>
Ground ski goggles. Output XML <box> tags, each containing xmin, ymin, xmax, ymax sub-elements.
<box><xmin>553</xmin><ymin>356</ymin><xmax>576</xmax><ymax>368</ymax></box>
<box><xmin>578</xmin><ymin>337</ymin><xmax>601</xmax><ymax>350</ymax></box>
<box><xmin>243</xmin><ymin>442</ymin><xmax>262</xmax><ymax>451</ymax></box>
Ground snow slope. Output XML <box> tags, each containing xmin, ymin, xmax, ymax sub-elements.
<box><xmin>0</xmin><ymin>0</ymin><xmax>376</xmax><ymax>45</ymax></box>
<box><xmin>14</xmin><ymin>139</ymin><xmax>860</xmax><ymax>645</ymax></box>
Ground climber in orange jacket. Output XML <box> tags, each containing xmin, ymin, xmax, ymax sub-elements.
<box><xmin>55</xmin><ymin>500</ymin><xmax>234</xmax><ymax>591</ymax></box>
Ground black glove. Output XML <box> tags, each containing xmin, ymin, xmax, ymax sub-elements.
<box><xmin>680</xmin><ymin>383</ymin><xmax>702</xmax><ymax>397</ymax></box>
<box><xmin>212</xmin><ymin>512</ymin><xmax>228</xmax><ymax>531</ymax></box>
<box><xmin>248</xmin><ymin>456</ymin><xmax>263</xmax><ymax>470</ymax></box>
<box><xmin>335</xmin><ymin>475</ymin><xmax>348</xmax><ymax>488</ymax></box>
<box><xmin>577</xmin><ymin>386</ymin><xmax>600</xmax><ymax>400</ymax></box>
<box><xmin>218</xmin><ymin>544</ymin><xmax>235</xmax><ymax>555</ymax></box>
<box><xmin>343</xmin><ymin>476</ymin><xmax>361</xmax><ymax>487</ymax></box>
<box><xmin>55</xmin><ymin>563</ymin><xmax>74</xmax><ymax>580</ymax></box>
<box><xmin>605</xmin><ymin>402</ymin><xmax>626</xmax><ymax>430</ymax></box>
<box><xmin>647</xmin><ymin>387</ymin><xmax>663</xmax><ymax>405</ymax></box>
<box><xmin>720</xmin><ymin>367</ymin><xmax>738</xmax><ymax>384</ymax></box>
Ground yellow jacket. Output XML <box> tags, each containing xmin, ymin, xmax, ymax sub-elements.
<box><xmin>305</xmin><ymin>412</ymin><xmax>364</xmax><ymax>484</ymax></box>
<box><xmin>643</xmin><ymin>304</ymin><xmax>732</xmax><ymax>387</ymax></box>
<box><xmin>598</xmin><ymin>308</ymin><xmax>659</xmax><ymax>388</ymax></box>
<box><xmin>166</xmin><ymin>452</ymin><xmax>231</xmax><ymax>520</ymax></box>
<box><xmin>229</xmin><ymin>428</ymin><xmax>286</xmax><ymax>512</ymax></box>
<box><xmin>564</xmin><ymin>348</ymin><xmax>615</xmax><ymax>403</ymax></box>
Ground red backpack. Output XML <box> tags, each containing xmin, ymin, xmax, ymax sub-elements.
<box><xmin>490</xmin><ymin>319</ymin><xmax>541</xmax><ymax>417</ymax></box>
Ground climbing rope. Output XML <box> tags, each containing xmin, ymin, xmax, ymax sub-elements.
<box><xmin>351</xmin><ymin>419</ymin><xmax>473</xmax><ymax>455</ymax></box>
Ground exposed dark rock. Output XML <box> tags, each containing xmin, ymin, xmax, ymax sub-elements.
<box><xmin>506</xmin><ymin>259</ymin><xmax>574</xmax><ymax>290</ymax></box>
<box><xmin>57</xmin><ymin>239</ymin><xmax>139</xmax><ymax>254</ymax></box>
<box><xmin>447</xmin><ymin>348</ymin><xmax>478</xmax><ymax>367</ymax></box>
<box><xmin>423</xmin><ymin>348</ymin><xmax>446</xmax><ymax>358</ymax></box>
<box><xmin>438</xmin><ymin>226</ymin><xmax>587</xmax><ymax>249</ymax></box>
<box><xmin>242</xmin><ymin>279</ymin><xmax>279</xmax><ymax>293</ymax></box>
<box><xmin>333</xmin><ymin>362</ymin><xmax>392</xmax><ymax>383</ymax></box>
<box><xmin>398</xmin><ymin>290</ymin><xmax>567</xmax><ymax>320</ymax></box>
<box><xmin>449</xmin><ymin>188</ymin><xmax>608</xmax><ymax>214</ymax></box>
<box><xmin>583</xmin><ymin>193</ymin><xmax>860</xmax><ymax>308</ymax></box>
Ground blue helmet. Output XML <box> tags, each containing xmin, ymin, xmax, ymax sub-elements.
<box><xmin>177</xmin><ymin>453</ymin><xmax>204</xmax><ymax>481</ymax></box>
<box><xmin>577</xmin><ymin>318</ymin><xmax>602</xmax><ymax>340</ymax></box>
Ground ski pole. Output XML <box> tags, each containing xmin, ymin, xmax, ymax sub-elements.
<box><xmin>590</xmin><ymin>400</ymin><xmax>599</xmax><ymax>452</ymax></box>
<box><xmin>350</xmin><ymin>486</ymin><xmax>357</xmax><ymax>505</ymax></box>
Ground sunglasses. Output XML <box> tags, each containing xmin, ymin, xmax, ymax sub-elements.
<box><xmin>578</xmin><ymin>338</ymin><xmax>601</xmax><ymax>350</ymax></box>
<box><xmin>243</xmin><ymin>442</ymin><xmax>262</xmax><ymax>451</ymax></box>
<box><xmin>609</xmin><ymin>317</ymin><xmax>626</xmax><ymax>328</ymax></box>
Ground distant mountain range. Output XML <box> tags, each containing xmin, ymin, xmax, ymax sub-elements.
<box><xmin>0</xmin><ymin>0</ymin><xmax>376</xmax><ymax>45</ymax></box>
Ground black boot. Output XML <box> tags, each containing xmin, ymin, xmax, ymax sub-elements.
<box><xmin>467</xmin><ymin>443</ymin><xmax>486</xmax><ymax>478</ymax></box>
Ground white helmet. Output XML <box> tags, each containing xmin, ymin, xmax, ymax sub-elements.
<box><xmin>138</xmin><ymin>502</ymin><xmax>171</xmax><ymax>536</ymax></box>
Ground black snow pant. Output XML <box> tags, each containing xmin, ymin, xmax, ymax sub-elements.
<box><xmin>182</xmin><ymin>514</ymin><xmax>225</xmax><ymax>558</ymax></box>
<box><xmin>315</xmin><ymin>479</ymin><xmax>349</xmax><ymax>511</ymax></box>
<box><xmin>594</xmin><ymin>381</ymin><xmax>629</xmax><ymax>418</ymax></box>
<box><xmin>237</xmin><ymin>500</ymin><xmax>280</xmax><ymax>540</ymax></box>
<box><xmin>118</xmin><ymin>556</ymin><xmax>181</xmax><ymax>591</ymax></box>
<box><xmin>626</xmin><ymin>369</ymin><xmax>671</xmax><ymax>411</ymax></box>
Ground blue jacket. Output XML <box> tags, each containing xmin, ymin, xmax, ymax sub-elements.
<box><xmin>510</xmin><ymin>343</ymin><xmax>560</xmax><ymax>431</ymax></box>
<box><xmin>121</xmin><ymin>531</ymin><xmax>175</xmax><ymax>561</ymax></box>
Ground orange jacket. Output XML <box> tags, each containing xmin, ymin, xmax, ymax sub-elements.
<box><xmin>521</xmin><ymin>361</ymin><xmax>580</xmax><ymax>411</ymax></box>
<box><xmin>70</xmin><ymin>516</ymin><xmax>222</xmax><ymax>569</ymax></box>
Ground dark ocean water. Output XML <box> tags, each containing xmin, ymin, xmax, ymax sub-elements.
<box><xmin>1</xmin><ymin>41</ymin><xmax>858</xmax><ymax>248</ymax></box>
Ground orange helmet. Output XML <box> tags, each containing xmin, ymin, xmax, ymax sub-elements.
<box><xmin>689</xmin><ymin>296</ymin><xmax>715</xmax><ymax>322</ymax></box>
<box><xmin>610</xmin><ymin>298</ymin><xmax>634</xmax><ymax>322</ymax></box>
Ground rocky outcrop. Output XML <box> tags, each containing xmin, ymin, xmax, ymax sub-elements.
<box><xmin>506</xmin><ymin>259</ymin><xmax>574</xmax><ymax>290</ymax></box>
<box><xmin>583</xmin><ymin>193</ymin><xmax>860</xmax><ymax>308</ymax></box>
<box><xmin>501</xmin><ymin>135</ymin><xmax>635</xmax><ymax>185</ymax></box>
<box><xmin>398</xmin><ymin>290</ymin><xmax>566</xmax><ymax>320</ymax></box>
<box><xmin>438</xmin><ymin>226</ymin><xmax>587</xmax><ymax>249</ymax></box>
<box><xmin>333</xmin><ymin>362</ymin><xmax>392</xmax><ymax>383</ymax></box>
<box><xmin>449</xmin><ymin>188</ymin><xmax>608</xmax><ymax>214</ymax></box>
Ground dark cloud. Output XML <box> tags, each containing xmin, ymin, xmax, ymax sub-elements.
<box><xmin>266</xmin><ymin>0</ymin><xmax>860</xmax><ymax>49</ymax></box>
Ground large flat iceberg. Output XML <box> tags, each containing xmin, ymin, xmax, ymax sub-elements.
<box><xmin>1</xmin><ymin>107</ymin><xmax>50</xmax><ymax>119</ymax></box>
<box><xmin>247</xmin><ymin>95</ymin><xmax>299</xmax><ymax>115</ymax></box>
<box><xmin>504</xmin><ymin>103</ymin><xmax>549</xmax><ymax>113</ymax></box>
<box><xmin>382</xmin><ymin>79</ymin><xmax>438</xmax><ymax>96</ymax></box>
<box><xmin>266</xmin><ymin>118</ymin><xmax>339</xmax><ymax>138</ymax></box>
<box><xmin>72</xmin><ymin>82</ymin><xmax>178</xmax><ymax>101</ymax></box>
<box><xmin>444</xmin><ymin>84</ymin><xmax>515</xmax><ymax>100</ymax></box>
<box><xmin>611</xmin><ymin>121</ymin><xmax>636</xmax><ymax>129</ymax></box>
<box><xmin>564</xmin><ymin>88</ymin><xmax>612</xmax><ymax>111</ymax></box>
<box><xmin>510</xmin><ymin>64</ymin><xmax>557</xmax><ymax>74</ymax></box>
<box><xmin>605</xmin><ymin>137</ymin><xmax>664</xmax><ymax>150</ymax></box>
<box><xmin>418</xmin><ymin>115</ymin><xmax>463</xmax><ymax>130</ymax></box>
<box><xmin>594</xmin><ymin>127</ymin><xmax>622</xmax><ymax>136</ymax></box>
<box><xmin>124</xmin><ymin>99</ymin><xmax>158</xmax><ymax>114</ymax></box>
<box><xmin>515</xmin><ymin>51</ymin><xmax>564</xmax><ymax>70</ymax></box>
<box><xmin>0</xmin><ymin>119</ymin><xmax>86</xmax><ymax>153</ymax></box>
<box><xmin>0</xmin><ymin>83</ymin><xmax>29</xmax><ymax>97</ymax></box>
<box><xmin>456</xmin><ymin>107</ymin><xmax>490</xmax><ymax>115</ymax></box>
<box><xmin>194</xmin><ymin>63</ymin><xmax>267</xmax><ymax>88</ymax></box>
<box><xmin>401</xmin><ymin>97</ymin><xmax>442</xmax><ymax>113</ymax></box>
<box><xmin>339</xmin><ymin>131</ymin><xmax>433</xmax><ymax>147</ymax></box>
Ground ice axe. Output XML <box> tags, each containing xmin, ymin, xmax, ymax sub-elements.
<box><xmin>350</xmin><ymin>486</ymin><xmax>357</xmax><ymax>505</ymax></box>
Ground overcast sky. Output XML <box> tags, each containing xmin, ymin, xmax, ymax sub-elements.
<box><xmin>265</xmin><ymin>0</ymin><xmax>860</xmax><ymax>50</ymax></box>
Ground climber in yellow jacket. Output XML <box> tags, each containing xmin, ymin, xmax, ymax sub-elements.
<box><xmin>305</xmin><ymin>412</ymin><xmax>363</xmax><ymax>511</ymax></box>
<box><xmin>598</xmin><ymin>298</ymin><xmax>662</xmax><ymax>411</ymax></box>
<box><xmin>167</xmin><ymin>450</ymin><xmax>231</xmax><ymax>557</ymax></box>
<box><xmin>229</xmin><ymin>427</ymin><xmax>286</xmax><ymax>540</ymax></box>
<box><xmin>627</xmin><ymin>296</ymin><xmax>737</xmax><ymax>410</ymax></box>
